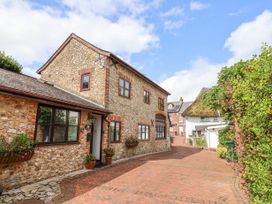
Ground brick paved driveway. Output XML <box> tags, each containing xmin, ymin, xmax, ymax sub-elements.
<box><xmin>51</xmin><ymin>145</ymin><xmax>245</xmax><ymax>204</ymax></box>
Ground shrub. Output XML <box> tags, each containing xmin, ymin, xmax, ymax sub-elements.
<box><xmin>0</xmin><ymin>51</ymin><xmax>23</xmax><ymax>73</ymax></box>
<box><xmin>218</xmin><ymin>126</ymin><xmax>235</xmax><ymax>145</ymax></box>
<box><xmin>195</xmin><ymin>137</ymin><xmax>207</xmax><ymax>147</ymax></box>
<box><xmin>204</xmin><ymin>46</ymin><xmax>272</xmax><ymax>203</ymax></box>
<box><xmin>216</xmin><ymin>146</ymin><xmax>227</xmax><ymax>159</ymax></box>
<box><xmin>85</xmin><ymin>154</ymin><xmax>96</xmax><ymax>162</ymax></box>
<box><xmin>103</xmin><ymin>147</ymin><xmax>115</xmax><ymax>157</ymax></box>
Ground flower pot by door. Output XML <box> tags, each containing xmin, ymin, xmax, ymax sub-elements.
<box><xmin>105</xmin><ymin>156</ymin><xmax>112</xmax><ymax>165</ymax></box>
<box><xmin>85</xmin><ymin>161</ymin><xmax>96</xmax><ymax>169</ymax></box>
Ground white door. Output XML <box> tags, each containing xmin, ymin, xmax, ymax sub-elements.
<box><xmin>92</xmin><ymin>115</ymin><xmax>102</xmax><ymax>160</ymax></box>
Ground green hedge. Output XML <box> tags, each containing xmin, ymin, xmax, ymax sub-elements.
<box><xmin>204</xmin><ymin>46</ymin><xmax>272</xmax><ymax>203</ymax></box>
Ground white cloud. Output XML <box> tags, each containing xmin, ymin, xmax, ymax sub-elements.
<box><xmin>164</xmin><ymin>20</ymin><xmax>184</xmax><ymax>30</ymax></box>
<box><xmin>161</xmin><ymin>7</ymin><xmax>183</xmax><ymax>17</ymax></box>
<box><xmin>225</xmin><ymin>10</ymin><xmax>272</xmax><ymax>65</ymax></box>
<box><xmin>0</xmin><ymin>0</ymin><xmax>160</xmax><ymax>76</ymax></box>
<box><xmin>190</xmin><ymin>1</ymin><xmax>210</xmax><ymax>11</ymax></box>
<box><xmin>161</xmin><ymin>10</ymin><xmax>272</xmax><ymax>101</ymax></box>
<box><xmin>160</xmin><ymin>58</ymin><xmax>222</xmax><ymax>101</ymax></box>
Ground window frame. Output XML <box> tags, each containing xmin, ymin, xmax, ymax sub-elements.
<box><xmin>119</xmin><ymin>78</ymin><xmax>131</xmax><ymax>98</ymax></box>
<box><xmin>143</xmin><ymin>90</ymin><xmax>150</xmax><ymax>104</ymax></box>
<box><xmin>80</xmin><ymin>72</ymin><xmax>91</xmax><ymax>91</ymax></box>
<box><xmin>138</xmin><ymin>124</ymin><xmax>150</xmax><ymax>141</ymax></box>
<box><xmin>109</xmin><ymin>121</ymin><xmax>121</xmax><ymax>143</ymax></box>
<box><xmin>155</xmin><ymin>114</ymin><xmax>166</xmax><ymax>139</ymax></box>
<box><xmin>34</xmin><ymin>104</ymin><xmax>80</xmax><ymax>145</ymax></box>
<box><xmin>158</xmin><ymin>97</ymin><xmax>164</xmax><ymax>111</ymax></box>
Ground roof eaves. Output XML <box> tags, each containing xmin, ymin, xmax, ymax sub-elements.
<box><xmin>0</xmin><ymin>85</ymin><xmax>111</xmax><ymax>114</ymax></box>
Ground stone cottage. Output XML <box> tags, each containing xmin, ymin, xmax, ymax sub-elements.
<box><xmin>0</xmin><ymin>33</ymin><xmax>171</xmax><ymax>189</ymax></box>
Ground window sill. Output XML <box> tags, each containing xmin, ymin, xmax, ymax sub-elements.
<box><xmin>155</xmin><ymin>138</ymin><xmax>166</xmax><ymax>140</ymax></box>
<box><xmin>34</xmin><ymin>141</ymin><xmax>80</xmax><ymax>147</ymax></box>
<box><xmin>139</xmin><ymin>139</ymin><xmax>150</xmax><ymax>142</ymax></box>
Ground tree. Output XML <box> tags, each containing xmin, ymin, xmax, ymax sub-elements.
<box><xmin>0</xmin><ymin>51</ymin><xmax>23</xmax><ymax>73</ymax></box>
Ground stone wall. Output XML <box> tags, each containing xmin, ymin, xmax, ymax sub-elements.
<box><xmin>39</xmin><ymin>36</ymin><xmax>171</xmax><ymax>162</ymax></box>
<box><xmin>40</xmin><ymin>38</ymin><xmax>107</xmax><ymax>107</ymax></box>
<box><xmin>106</xmin><ymin>61</ymin><xmax>171</xmax><ymax>160</ymax></box>
<box><xmin>0</xmin><ymin>95</ymin><xmax>89</xmax><ymax>189</ymax></box>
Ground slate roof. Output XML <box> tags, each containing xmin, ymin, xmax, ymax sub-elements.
<box><xmin>182</xmin><ymin>88</ymin><xmax>219</xmax><ymax>117</ymax></box>
<box><xmin>168</xmin><ymin>101</ymin><xmax>182</xmax><ymax>113</ymax></box>
<box><xmin>0</xmin><ymin>68</ymin><xmax>111</xmax><ymax>113</ymax></box>
<box><xmin>168</xmin><ymin>100</ymin><xmax>193</xmax><ymax>114</ymax></box>
<box><xmin>180</xmin><ymin>101</ymin><xmax>193</xmax><ymax>114</ymax></box>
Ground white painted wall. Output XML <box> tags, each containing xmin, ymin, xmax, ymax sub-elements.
<box><xmin>204</xmin><ymin>130</ymin><xmax>219</xmax><ymax>149</ymax></box>
<box><xmin>92</xmin><ymin>114</ymin><xmax>102</xmax><ymax>160</ymax></box>
<box><xmin>185</xmin><ymin>116</ymin><xmax>225</xmax><ymax>139</ymax></box>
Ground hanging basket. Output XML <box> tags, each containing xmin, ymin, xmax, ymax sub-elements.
<box><xmin>125</xmin><ymin>141</ymin><xmax>139</xmax><ymax>149</ymax></box>
<box><xmin>0</xmin><ymin>148</ymin><xmax>34</xmax><ymax>165</ymax></box>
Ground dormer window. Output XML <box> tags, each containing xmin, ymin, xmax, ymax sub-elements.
<box><xmin>81</xmin><ymin>73</ymin><xmax>90</xmax><ymax>91</ymax></box>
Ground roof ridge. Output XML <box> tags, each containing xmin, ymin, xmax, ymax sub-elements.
<box><xmin>36</xmin><ymin>33</ymin><xmax>170</xmax><ymax>95</ymax></box>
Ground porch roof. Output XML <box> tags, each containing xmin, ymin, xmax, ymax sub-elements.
<box><xmin>0</xmin><ymin>68</ymin><xmax>111</xmax><ymax>114</ymax></box>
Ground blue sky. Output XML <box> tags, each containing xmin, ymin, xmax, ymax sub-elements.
<box><xmin>1</xmin><ymin>0</ymin><xmax>272</xmax><ymax>100</ymax></box>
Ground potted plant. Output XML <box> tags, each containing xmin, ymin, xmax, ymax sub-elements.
<box><xmin>125</xmin><ymin>136</ymin><xmax>139</xmax><ymax>148</ymax></box>
<box><xmin>84</xmin><ymin>153</ymin><xmax>96</xmax><ymax>169</ymax></box>
<box><xmin>103</xmin><ymin>147</ymin><xmax>115</xmax><ymax>165</ymax></box>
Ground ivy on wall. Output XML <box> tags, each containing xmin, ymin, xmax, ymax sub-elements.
<box><xmin>204</xmin><ymin>46</ymin><xmax>272</xmax><ymax>203</ymax></box>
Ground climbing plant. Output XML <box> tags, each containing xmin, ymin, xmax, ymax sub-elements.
<box><xmin>204</xmin><ymin>46</ymin><xmax>272</xmax><ymax>203</ymax></box>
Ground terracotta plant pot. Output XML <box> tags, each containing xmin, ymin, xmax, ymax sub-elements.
<box><xmin>84</xmin><ymin>160</ymin><xmax>96</xmax><ymax>169</ymax></box>
<box><xmin>105</xmin><ymin>156</ymin><xmax>112</xmax><ymax>165</ymax></box>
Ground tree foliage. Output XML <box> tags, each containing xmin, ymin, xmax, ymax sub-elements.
<box><xmin>0</xmin><ymin>51</ymin><xmax>23</xmax><ymax>73</ymax></box>
<box><xmin>204</xmin><ymin>46</ymin><xmax>272</xmax><ymax>203</ymax></box>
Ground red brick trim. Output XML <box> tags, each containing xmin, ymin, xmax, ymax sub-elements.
<box><xmin>79</xmin><ymin>68</ymin><xmax>93</xmax><ymax>92</ymax></box>
<box><xmin>106</xmin><ymin>114</ymin><xmax>125</xmax><ymax>144</ymax></box>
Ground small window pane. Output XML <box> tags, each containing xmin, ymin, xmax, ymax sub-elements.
<box><xmin>119</xmin><ymin>79</ymin><xmax>124</xmax><ymax>87</ymax></box>
<box><xmin>69</xmin><ymin>111</ymin><xmax>79</xmax><ymax>125</ymax></box>
<box><xmin>68</xmin><ymin>126</ymin><xmax>78</xmax><ymax>141</ymax></box>
<box><xmin>125</xmin><ymin>81</ymin><xmax>130</xmax><ymax>89</ymax></box>
<box><xmin>124</xmin><ymin>90</ymin><xmax>129</xmax><ymax>97</ymax></box>
<box><xmin>138</xmin><ymin>126</ymin><xmax>141</xmax><ymax>139</ymax></box>
<box><xmin>36</xmin><ymin>125</ymin><xmax>51</xmax><ymax>143</ymax></box>
<box><xmin>38</xmin><ymin>107</ymin><xmax>53</xmax><ymax>124</ymax></box>
<box><xmin>82</xmin><ymin>74</ymin><xmax>90</xmax><ymax>89</ymax></box>
<box><xmin>55</xmin><ymin>109</ymin><xmax>66</xmax><ymax>124</ymax></box>
<box><xmin>53</xmin><ymin>126</ymin><xmax>66</xmax><ymax>142</ymax></box>
<box><xmin>110</xmin><ymin>122</ymin><xmax>115</xmax><ymax>142</ymax></box>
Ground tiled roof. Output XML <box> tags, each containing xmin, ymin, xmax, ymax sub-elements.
<box><xmin>37</xmin><ymin>33</ymin><xmax>170</xmax><ymax>95</ymax></box>
<box><xmin>0</xmin><ymin>68</ymin><xmax>111</xmax><ymax>113</ymax></box>
<box><xmin>168</xmin><ymin>101</ymin><xmax>182</xmax><ymax>113</ymax></box>
<box><xmin>180</xmin><ymin>101</ymin><xmax>193</xmax><ymax>114</ymax></box>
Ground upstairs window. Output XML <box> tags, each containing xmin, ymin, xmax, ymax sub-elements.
<box><xmin>109</xmin><ymin>121</ymin><xmax>121</xmax><ymax>143</ymax></box>
<box><xmin>81</xmin><ymin>73</ymin><xmax>90</xmax><ymax>91</ymax></box>
<box><xmin>158</xmin><ymin>97</ymin><xmax>164</xmax><ymax>111</ymax></box>
<box><xmin>143</xmin><ymin>90</ymin><xmax>150</xmax><ymax>104</ymax></box>
<box><xmin>119</xmin><ymin>78</ymin><xmax>130</xmax><ymax>98</ymax></box>
<box><xmin>138</xmin><ymin>124</ymin><xmax>149</xmax><ymax>140</ymax></box>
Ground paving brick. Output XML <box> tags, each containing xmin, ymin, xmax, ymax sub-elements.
<box><xmin>51</xmin><ymin>146</ymin><xmax>246</xmax><ymax>204</ymax></box>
